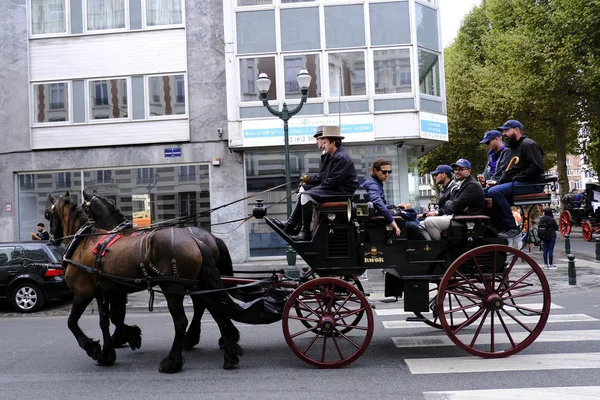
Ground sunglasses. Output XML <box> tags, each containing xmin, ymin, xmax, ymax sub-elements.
<box><xmin>379</xmin><ymin>170</ymin><xmax>392</xmax><ymax>175</ymax></box>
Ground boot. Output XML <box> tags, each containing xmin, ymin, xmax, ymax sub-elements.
<box><xmin>273</xmin><ymin>200</ymin><xmax>302</xmax><ymax>234</ymax></box>
<box><xmin>291</xmin><ymin>202</ymin><xmax>314</xmax><ymax>242</ymax></box>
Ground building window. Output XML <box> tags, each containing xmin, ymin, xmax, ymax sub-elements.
<box><xmin>148</xmin><ymin>74</ymin><xmax>186</xmax><ymax>117</ymax></box>
<box><xmin>89</xmin><ymin>78</ymin><xmax>128</xmax><ymax>120</ymax></box>
<box><xmin>146</xmin><ymin>0</ymin><xmax>182</xmax><ymax>26</ymax></box>
<box><xmin>239</xmin><ymin>57</ymin><xmax>277</xmax><ymax>102</ymax></box>
<box><xmin>372</xmin><ymin>49</ymin><xmax>412</xmax><ymax>94</ymax></box>
<box><xmin>418</xmin><ymin>49</ymin><xmax>441</xmax><ymax>97</ymax></box>
<box><xmin>284</xmin><ymin>54</ymin><xmax>321</xmax><ymax>99</ymax></box>
<box><xmin>236</xmin><ymin>10</ymin><xmax>276</xmax><ymax>54</ymax></box>
<box><xmin>56</xmin><ymin>172</ymin><xmax>72</xmax><ymax>188</ymax></box>
<box><xmin>415</xmin><ymin>3</ymin><xmax>440</xmax><ymax>52</ymax></box>
<box><xmin>328</xmin><ymin>51</ymin><xmax>366</xmax><ymax>97</ymax></box>
<box><xmin>238</xmin><ymin>0</ymin><xmax>273</xmax><ymax>5</ymax></box>
<box><xmin>31</xmin><ymin>0</ymin><xmax>66</xmax><ymax>35</ymax></box>
<box><xmin>33</xmin><ymin>82</ymin><xmax>69</xmax><ymax>123</ymax></box>
<box><xmin>324</xmin><ymin>5</ymin><xmax>365</xmax><ymax>49</ymax></box>
<box><xmin>19</xmin><ymin>175</ymin><xmax>35</xmax><ymax>190</ymax></box>
<box><xmin>96</xmin><ymin>170</ymin><xmax>113</xmax><ymax>184</ymax></box>
<box><xmin>575</xmin><ymin>180</ymin><xmax>580</xmax><ymax>189</ymax></box>
<box><xmin>87</xmin><ymin>0</ymin><xmax>126</xmax><ymax>31</ymax></box>
<box><xmin>179</xmin><ymin>166</ymin><xmax>196</xmax><ymax>182</ymax></box>
<box><xmin>369</xmin><ymin>2</ymin><xmax>410</xmax><ymax>46</ymax></box>
<box><xmin>280</xmin><ymin>7</ymin><xmax>320</xmax><ymax>52</ymax></box>
<box><xmin>180</xmin><ymin>192</ymin><xmax>197</xmax><ymax>217</ymax></box>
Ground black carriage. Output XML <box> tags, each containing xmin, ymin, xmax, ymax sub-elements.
<box><xmin>247</xmin><ymin>189</ymin><xmax>551</xmax><ymax>367</ymax></box>
<box><xmin>560</xmin><ymin>182</ymin><xmax>600</xmax><ymax>241</ymax></box>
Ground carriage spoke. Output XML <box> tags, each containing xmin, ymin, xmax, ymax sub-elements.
<box><xmin>468</xmin><ymin>308</ymin><xmax>491</xmax><ymax>348</ymax></box>
<box><xmin>496</xmin><ymin>310</ymin><xmax>517</xmax><ymax>347</ymax></box>
<box><xmin>499</xmin><ymin>308</ymin><xmax>534</xmax><ymax>333</ymax></box>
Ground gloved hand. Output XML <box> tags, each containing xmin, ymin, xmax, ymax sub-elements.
<box><xmin>300</xmin><ymin>175</ymin><xmax>310</xmax><ymax>184</ymax></box>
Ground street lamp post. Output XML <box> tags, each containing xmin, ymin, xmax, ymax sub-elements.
<box><xmin>256</xmin><ymin>69</ymin><xmax>312</xmax><ymax>273</ymax></box>
<box><xmin>256</xmin><ymin>69</ymin><xmax>312</xmax><ymax>217</ymax></box>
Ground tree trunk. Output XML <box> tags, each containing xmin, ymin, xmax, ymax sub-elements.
<box><xmin>553</xmin><ymin>121</ymin><xmax>569</xmax><ymax>210</ymax></box>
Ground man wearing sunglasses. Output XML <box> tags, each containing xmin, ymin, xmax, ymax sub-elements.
<box><xmin>420</xmin><ymin>159</ymin><xmax>485</xmax><ymax>240</ymax></box>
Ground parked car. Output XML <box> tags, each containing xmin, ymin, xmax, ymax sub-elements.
<box><xmin>0</xmin><ymin>241</ymin><xmax>71</xmax><ymax>313</ymax></box>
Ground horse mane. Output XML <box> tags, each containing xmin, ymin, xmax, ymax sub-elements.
<box><xmin>99</xmin><ymin>196</ymin><xmax>127</xmax><ymax>222</ymax></box>
<box><xmin>65</xmin><ymin>197</ymin><xmax>90</xmax><ymax>225</ymax></box>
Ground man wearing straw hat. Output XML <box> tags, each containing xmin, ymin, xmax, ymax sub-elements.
<box><xmin>289</xmin><ymin>125</ymin><xmax>358</xmax><ymax>241</ymax></box>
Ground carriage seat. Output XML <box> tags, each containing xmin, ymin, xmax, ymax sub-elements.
<box><xmin>316</xmin><ymin>194</ymin><xmax>354</xmax><ymax>208</ymax></box>
<box><xmin>447</xmin><ymin>215</ymin><xmax>490</xmax><ymax>240</ymax></box>
<box><xmin>513</xmin><ymin>192</ymin><xmax>552</xmax><ymax>206</ymax></box>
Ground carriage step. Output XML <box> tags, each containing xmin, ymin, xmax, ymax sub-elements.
<box><xmin>405</xmin><ymin>316</ymin><xmax>426</xmax><ymax>322</ymax></box>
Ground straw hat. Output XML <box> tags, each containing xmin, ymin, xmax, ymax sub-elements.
<box><xmin>319</xmin><ymin>125</ymin><xmax>344</xmax><ymax>140</ymax></box>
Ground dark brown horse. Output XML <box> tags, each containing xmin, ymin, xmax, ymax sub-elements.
<box><xmin>46</xmin><ymin>192</ymin><xmax>242</xmax><ymax>373</ymax></box>
<box><xmin>81</xmin><ymin>190</ymin><xmax>236</xmax><ymax>350</ymax></box>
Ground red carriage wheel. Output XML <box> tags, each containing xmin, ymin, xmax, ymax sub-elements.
<box><xmin>559</xmin><ymin>210</ymin><xmax>571</xmax><ymax>236</ymax></box>
<box><xmin>582</xmin><ymin>221</ymin><xmax>593</xmax><ymax>242</ymax></box>
<box><xmin>437</xmin><ymin>244</ymin><xmax>551</xmax><ymax>358</ymax></box>
<box><xmin>282</xmin><ymin>277</ymin><xmax>374</xmax><ymax>368</ymax></box>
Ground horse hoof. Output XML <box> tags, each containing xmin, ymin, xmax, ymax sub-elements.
<box><xmin>159</xmin><ymin>356</ymin><xmax>184</xmax><ymax>374</ymax></box>
<box><xmin>128</xmin><ymin>326</ymin><xmax>142</xmax><ymax>351</ymax></box>
<box><xmin>96</xmin><ymin>348</ymin><xmax>117</xmax><ymax>366</ymax></box>
<box><xmin>223</xmin><ymin>359</ymin><xmax>239</xmax><ymax>370</ymax></box>
<box><xmin>84</xmin><ymin>340</ymin><xmax>101</xmax><ymax>360</ymax></box>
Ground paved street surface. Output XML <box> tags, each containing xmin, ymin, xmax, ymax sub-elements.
<box><xmin>2</xmin><ymin>235</ymin><xmax>600</xmax><ymax>399</ymax></box>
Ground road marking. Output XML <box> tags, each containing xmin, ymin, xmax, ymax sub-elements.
<box><xmin>383</xmin><ymin>313</ymin><xmax>598</xmax><ymax>329</ymax></box>
<box><xmin>392</xmin><ymin>329</ymin><xmax>600</xmax><ymax>348</ymax></box>
<box><xmin>406</xmin><ymin>352</ymin><xmax>600</xmax><ymax>374</ymax></box>
<box><xmin>375</xmin><ymin>303</ymin><xmax>563</xmax><ymax>316</ymax></box>
<box><xmin>423</xmin><ymin>386</ymin><xmax>600</xmax><ymax>400</ymax></box>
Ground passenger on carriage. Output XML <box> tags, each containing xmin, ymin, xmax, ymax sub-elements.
<box><xmin>479</xmin><ymin>130</ymin><xmax>506</xmax><ymax>181</ymax></box>
<box><xmin>274</xmin><ymin>125</ymin><xmax>330</xmax><ymax>235</ymax></box>
<box><xmin>288</xmin><ymin>126</ymin><xmax>358</xmax><ymax>242</ymax></box>
<box><xmin>420</xmin><ymin>159</ymin><xmax>485</xmax><ymax>240</ymax></box>
<box><xmin>418</xmin><ymin>164</ymin><xmax>457</xmax><ymax>220</ymax></box>
<box><xmin>485</xmin><ymin>120</ymin><xmax>545</xmax><ymax>238</ymax></box>
<box><xmin>360</xmin><ymin>158</ymin><xmax>425</xmax><ymax>240</ymax></box>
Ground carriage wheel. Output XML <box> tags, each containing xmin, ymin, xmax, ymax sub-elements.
<box><xmin>282</xmin><ymin>277</ymin><xmax>374</xmax><ymax>368</ymax></box>
<box><xmin>437</xmin><ymin>244</ymin><xmax>550</xmax><ymax>358</ymax></box>
<box><xmin>559</xmin><ymin>210</ymin><xmax>572</xmax><ymax>236</ymax></box>
<box><xmin>582</xmin><ymin>221</ymin><xmax>593</xmax><ymax>242</ymax></box>
<box><xmin>415</xmin><ymin>279</ymin><xmax>478</xmax><ymax>330</ymax></box>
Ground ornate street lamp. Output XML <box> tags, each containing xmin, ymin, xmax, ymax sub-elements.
<box><xmin>256</xmin><ymin>69</ymin><xmax>312</xmax><ymax>217</ymax></box>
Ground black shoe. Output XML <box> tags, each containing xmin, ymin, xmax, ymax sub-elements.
<box><xmin>291</xmin><ymin>231</ymin><xmax>312</xmax><ymax>242</ymax></box>
<box><xmin>272</xmin><ymin>218</ymin><xmax>287</xmax><ymax>230</ymax></box>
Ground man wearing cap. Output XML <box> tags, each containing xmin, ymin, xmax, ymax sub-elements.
<box><xmin>290</xmin><ymin>126</ymin><xmax>358</xmax><ymax>241</ymax></box>
<box><xmin>420</xmin><ymin>159</ymin><xmax>484</xmax><ymax>240</ymax></box>
<box><xmin>486</xmin><ymin>120</ymin><xmax>545</xmax><ymax>237</ymax></box>
<box><xmin>425</xmin><ymin>165</ymin><xmax>457</xmax><ymax>216</ymax></box>
<box><xmin>274</xmin><ymin>126</ymin><xmax>331</xmax><ymax>234</ymax></box>
<box><xmin>480</xmin><ymin>130</ymin><xmax>506</xmax><ymax>181</ymax></box>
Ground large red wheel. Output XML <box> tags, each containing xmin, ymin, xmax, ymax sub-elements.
<box><xmin>559</xmin><ymin>210</ymin><xmax>571</xmax><ymax>236</ymax></box>
<box><xmin>282</xmin><ymin>277</ymin><xmax>374</xmax><ymax>368</ymax></box>
<box><xmin>582</xmin><ymin>221</ymin><xmax>593</xmax><ymax>242</ymax></box>
<box><xmin>437</xmin><ymin>244</ymin><xmax>551</xmax><ymax>358</ymax></box>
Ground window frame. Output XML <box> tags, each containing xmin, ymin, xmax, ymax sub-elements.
<box><xmin>31</xmin><ymin>80</ymin><xmax>72</xmax><ymax>126</ymax></box>
<box><xmin>83</xmin><ymin>0</ymin><xmax>130</xmax><ymax>33</ymax></box>
<box><xmin>145</xmin><ymin>73</ymin><xmax>189</xmax><ymax>119</ymax></box>
<box><xmin>142</xmin><ymin>0</ymin><xmax>185</xmax><ymax>29</ymax></box>
<box><xmin>326</xmin><ymin>49</ymin><xmax>369</xmax><ymax>100</ymax></box>
<box><xmin>86</xmin><ymin>76</ymin><xmax>131</xmax><ymax>123</ymax></box>
<box><xmin>29</xmin><ymin>0</ymin><xmax>70</xmax><ymax>38</ymax></box>
<box><xmin>237</xmin><ymin>55</ymin><xmax>279</xmax><ymax>105</ymax></box>
<box><xmin>369</xmin><ymin>47</ymin><xmax>414</xmax><ymax>98</ymax></box>
<box><xmin>281</xmin><ymin>51</ymin><xmax>323</xmax><ymax>101</ymax></box>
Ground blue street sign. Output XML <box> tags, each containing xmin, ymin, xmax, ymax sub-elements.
<box><xmin>164</xmin><ymin>147</ymin><xmax>182</xmax><ymax>157</ymax></box>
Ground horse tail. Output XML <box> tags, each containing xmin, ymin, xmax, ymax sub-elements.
<box><xmin>214</xmin><ymin>236</ymin><xmax>234</xmax><ymax>280</ymax></box>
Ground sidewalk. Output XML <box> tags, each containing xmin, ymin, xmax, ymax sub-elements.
<box><xmin>92</xmin><ymin>236</ymin><xmax>600</xmax><ymax>314</ymax></box>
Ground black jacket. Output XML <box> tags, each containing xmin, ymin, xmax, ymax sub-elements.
<box><xmin>539</xmin><ymin>215</ymin><xmax>559</xmax><ymax>240</ymax></box>
<box><xmin>304</xmin><ymin>146</ymin><xmax>358</xmax><ymax>202</ymax></box>
<box><xmin>443</xmin><ymin>175</ymin><xmax>485</xmax><ymax>216</ymax></box>
<box><xmin>438</xmin><ymin>180</ymin><xmax>458</xmax><ymax>214</ymax></box>
<box><xmin>494</xmin><ymin>135</ymin><xmax>545</xmax><ymax>184</ymax></box>
<box><xmin>304</xmin><ymin>152</ymin><xmax>330</xmax><ymax>190</ymax></box>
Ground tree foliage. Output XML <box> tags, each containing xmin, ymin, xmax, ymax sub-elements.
<box><xmin>421</xmin><ymin>0</ymin><xmax>600</xmax><ymax>200</ymax></box>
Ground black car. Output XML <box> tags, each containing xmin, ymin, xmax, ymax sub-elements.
<box><xmin>0</xmin><ymin>241</ymin><xmax>71</xmax><ymax>313</ymax></box>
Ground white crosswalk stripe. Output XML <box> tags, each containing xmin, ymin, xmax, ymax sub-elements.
<box><xmin>376</xmin><ymin>303</ymin><xmax>564</xmax><ymax>316</ymax></box>
<box><xmin>422</xmin><ymin>386</ymin><xmax>600</xmax><ymax>400</ymax></box>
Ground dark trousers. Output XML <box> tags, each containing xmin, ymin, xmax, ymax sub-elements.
<box><xmin>542</xmin><ymin>237</ymin><xmax>556</xmax><ymax>265</ymax></box>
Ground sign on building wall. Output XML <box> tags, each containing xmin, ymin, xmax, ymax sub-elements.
<box><xmin>242</xmin><ymin>115</ymin><xmax>375</xmax><ymax>147</ymax></box>
<box><xmin>419</xmin><ymin>112</ymin><xmax>448</xmax><ymax>141</ymax></box>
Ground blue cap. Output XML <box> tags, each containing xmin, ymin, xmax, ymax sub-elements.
<box><xmin>430</xmin><ymin>165</ymin><xmax>453</xmax><ymax>175</ymax></box>
<box><xmin>498</xmin><ymin>120</ymin><xmax>524</xmax><ymax>131</ymax></box>
<box><xmin>479</xmin><ymin>130</ymin><xmax>502</xmax><ymax>144</ymax></box>
<box><xmin>451</xmin><ymin>159</ymin><xmax>472</xmax><ymax>169</ymax></box>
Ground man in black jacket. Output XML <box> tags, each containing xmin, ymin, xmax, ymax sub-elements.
<box><xmin>421</xmin><ymin>164</ymin><xmax>457</xmax><ymax>218</ymax></box>
<box><xmin>486</xmin><ymin>120</ymin><xmax>545</xmax><ymax>237</ymax></box>
<box><xmin>290</xmin><ymin>126</ymin><xmax>358</xmax><ymax>241</ymax></box>
<box><xmin>420</xmin><ymin>159</ymin><xmax>484</xmax><ymax>240</ymax></box>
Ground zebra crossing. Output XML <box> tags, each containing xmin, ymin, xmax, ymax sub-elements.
<box><xmin>376</xmin><ymin>300</ymin><xmax>600</xmax><ymax>398</ymax></box>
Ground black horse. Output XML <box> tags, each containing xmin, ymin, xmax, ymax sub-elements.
<box><xmin>46</xmin><ymin>192</ymin><xmax>243</xmax><ymax>373</ymax></box>
<box><xmin>81</xmin><ymin>190</ymin><xmax>237</xmax><ymax>350</ymax></box>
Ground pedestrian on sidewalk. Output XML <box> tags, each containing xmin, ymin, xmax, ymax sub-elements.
<box><xmin>538</xmin><ymin>208</ymin><xmax>559</xmax><ymax>269</ymax></box>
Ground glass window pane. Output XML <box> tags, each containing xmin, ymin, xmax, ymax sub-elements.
<box><xmin>148</xmin><ymin>75</ymin><xmax>186</xmax><ymax>117</ymax></box>
<box><xmin>418</xmin><ymin>50</ymin><xmax>440</xmax><ymax>97</ymax></box>
<box><xmin>280</xmin><ymin>8</ymin><xmax>320</xmax><ymax>52</ymax></box>
<box><xmin>87</xmin><ymin>0</ymin><xmax>126</xmax><ymax>30</ymax></box>
<box><xmin>415</xmin><ymin>3</ymin><xmax>440</xmax><ymax>51</ymax></box>
<box><xmin>284</xmin><ymin>54</ymin><xmax>321</xmax><ymax>99</ymax></box>
<box><xmin>34</xmin><ymin>83</ymin><xmax>69</xmax><ymax>123</ymax></box>
<box><xmin>373</xmin><ymin>49</ymin><xmax>411</xmax><ymax>94</ymax></box>
<box><xmin>31</xmin><ymin>0</ymin><xmax>66</xmax><ymax>34</ymax></box>
<box><xmin>239</xmin><ymin>57</ymin><xmax>277</xmax><ymax>102</ymax></box>
<box><xmin>369</xmin><ymin>2</ymin><xmax>410</xmax><ymax>46</ymax></box>
<box><xmin>146</xmin><ymin>0</ymin><xmax>182</xmax><ymax>26</ymax></box>
<box><xmin>236</xmin><ymin>10</ymin><xmax>276</xmax><ymax>54</ymax></box>
<box><xmin>325</xmin><ymin>5</ymin><xmax>365</xmax><ymax>49</ymax></box>
<box><xmin>282</xmin><ymin>0</ymin><xmax>314</xmax><ymax>3</ymax></box>
<box><xmin>238</xmin><ymin>0</ymin><xmax>272</xmax><ymax>5</ymax></box>
<box><xmin>89</xmin><ymin>78</ymin><xmax>128</xmax><ymax>120</ymax></box>
<box><xmin>328</xmin><ymin>52</ymin><xmax>366</xmax><ymax>97</ymax></box>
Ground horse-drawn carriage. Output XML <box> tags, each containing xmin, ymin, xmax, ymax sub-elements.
<box><xmin>559</xmin><ymin>182</ymin><xmax>600</xmax><ymax>241</ymax></box>
<box><xmin>47</xmin><ymin>188</ymin><xmax>551</xmax><ymax>372</ymax></box>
